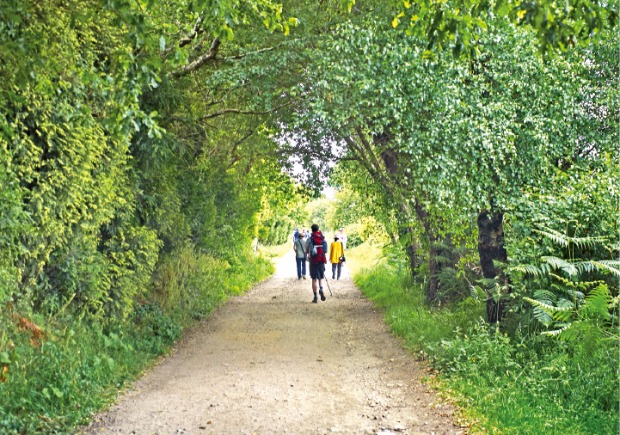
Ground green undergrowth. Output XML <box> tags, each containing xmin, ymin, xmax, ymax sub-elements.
<box><xmin>0</xmin><ymin>248</ymin><xmax>274</xmax><ymax>434</ymax></box>
<box><xmin>348</xmin><ymin>243</ymin><xmax>619</xmax><ymax>435</ymax></box>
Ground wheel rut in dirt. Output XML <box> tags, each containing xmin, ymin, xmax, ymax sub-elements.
<box><xmin>84</xmin><ymin>252</ymin><xmax>461</xmax><ymax>434</ymax></box>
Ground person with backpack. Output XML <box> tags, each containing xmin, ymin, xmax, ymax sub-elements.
<box><xmin>305</xmin><ymin>223</ymin><xmax>328</xmax><ymax>303</ymax></box>
<box><xmin>329</xmin><ymin>235</ymin><xmax>345</xmax><ymax>280</ymax></box>
<box><xmin>293</xmin><ymin>230</ymin><xmax>307</xmax><ymax>280</ymax></box>
<box><xmin>292</xmin><ymin>227</ymin><xmax>300</xmax><ymax>243</ymax></box>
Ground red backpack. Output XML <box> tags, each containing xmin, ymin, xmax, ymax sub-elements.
<box><xmin>309</xmin><ymin>231</ymin><xmax>327</xmax><ymax>264</ymax></box>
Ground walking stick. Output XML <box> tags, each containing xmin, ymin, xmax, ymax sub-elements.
<box><xmin>323</xmin><ymin>274</ymin><xmax>333</xmax><ymax>297</ymax></box>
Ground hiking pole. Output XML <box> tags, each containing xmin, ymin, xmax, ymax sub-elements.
<box><xmin>323</xmin><ymin>274</ymin><xmax>333</xmax><ymax>297</ymax></box>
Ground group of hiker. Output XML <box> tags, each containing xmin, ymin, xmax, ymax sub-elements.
<box><xmin>292</xmin><ymin>224</ymin><xmax>347</xmax><ymax>303</ymax></box>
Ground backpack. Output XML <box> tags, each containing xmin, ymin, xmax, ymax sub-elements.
<box><xmin>309</xmin><ymin>232</ymin><xmax>327</xmax><ymax>264</ymax></box>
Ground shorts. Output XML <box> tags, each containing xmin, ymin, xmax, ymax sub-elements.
<box><xmin>309</xmin><ymin>262</ymin><xmax>325</xmax><ymax>279</ymax></box>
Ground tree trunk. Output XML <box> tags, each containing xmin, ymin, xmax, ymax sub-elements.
<box><xmin>403</xmin><ymin>226</ymin><xmax>418</xmax><ymax>279</ymax></box>
<box><xmin>477</xmin><ymin>210</ymin><xmax>508</xmax><ymax>323</ymax></box>
<box><xmin>415</xmin><ymin>203</ymin><xmax>438</xmax><ymax>301</ymax></box>
<box><xmin>376</xmin><ymin>142</ymin><xmax>421</xmax><ymax>284</ymax></box>
<box><xmin>377</xmin><ymin>143</ymin><xmax>439</xmax><ymax>300</ymax></box>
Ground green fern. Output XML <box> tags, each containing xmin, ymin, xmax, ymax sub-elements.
<box><xmin>577</xmin><ymin>260</ymin><xmax>620</xmax><ymax>278</ymax></box>
<box><xmin>541</xmin><ymin>323</ymin><xmax>571</xmax><ymax>336</ymax></box>
<box><xmin>518</xmin><ymin>227</ymin><xmax>618</xmax><ymax>338</ymax></box>
<box><xmin>524</xmin><ymin>295</ymin><xmax>556</xmax><ymax>326</ymax></box>
<box><xmin>541</xmin><ymin>256</ymin><xmax>578</xmax><ymax>276</ymax></box>
<box><xmin>511</xmin><ymin>263</ymin><xmax>545</xmax><ymax>277</ymax></box>
<box><xmin>532</xmin><ymin>227</ymin><xmax>608</xmax><ymax>249</ymax></box>
<box><xmin>582</xmin><ymin>284</ymin><xmax>612</xmax><ymax>320</ymax></box>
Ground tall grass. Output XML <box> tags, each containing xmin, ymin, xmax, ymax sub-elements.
<box><xmin>347</xmin><ymin>242</ymin><xmax>619</xmax><ymax>435</ymax></box>
<box><xmin>0</xmin><ymin>246</ymin><xmax>274</xmax><ymax>434</ymax></box>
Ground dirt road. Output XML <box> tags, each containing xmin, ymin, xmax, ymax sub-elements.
<box><xmin>84</xmin><ymin>252</ymin><xmax>460</xmax><ymax>434</ymax></box>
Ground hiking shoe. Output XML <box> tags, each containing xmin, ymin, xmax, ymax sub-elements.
<box><xmin>319</xmin><ymin>289</ymin><xmax>326</xmax><ymax>301</ymax></box>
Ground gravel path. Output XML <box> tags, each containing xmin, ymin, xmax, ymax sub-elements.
<box><xmin>84</xmin><ymin>252</ymin><xmax>461</xmax><ymax>434</ymax></box>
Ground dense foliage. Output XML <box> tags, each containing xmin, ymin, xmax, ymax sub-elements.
<box><xmin>297</xmin><ymin>12</ymin><xmax>618</xmax><ymax>320</ymax></box>
<box><xmin>0</xmin><ymin>0</ymin><xmax>303</xmax><ymax>431</ymax></box>
<box><xmin>0</xmin><ymin>0</ymin><xmax>617</xmax><ymax>432</ymax></box>
<box><xmin>309</xmin><ymin>6</ymin><xmax>618</xmax><ymax>434</ymax></box>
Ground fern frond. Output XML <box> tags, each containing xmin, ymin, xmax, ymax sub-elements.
<box><xmin>533</xmin><ymin>307</ymin><xmax>554</xmax><ymax>326</ymax></box>
<box><xmin>525</xmin><ymin>297</ymin><xmax>555</xmax><ymax>325</ymax></box>
<box><xmin>540</xmin><ymin>262</ymin><xmax>553</xmax><ymax>275</ymax></box>
<box><xmin>599</xmin><ymin>260</ymin><xmax>620</xmax><ymax>268</ymax></box>
<box><xmin>523</xmin><ymin>297</ymin><xmax>573</xmax><ymax>314</ymax></box>
<box><xmin>588</xmin><ymin>260</ymin><xmax>620</xmax><ymax>278</ymax></box>
<box><xmin>549</xmin><ymin>273</ymin><xmax>573</xmax><ymax>285</ymax></box>
<box><xmin>524</xmin><ymin>296</ymin><xmax>573</xmax><ymax>313</ymax></box>
<box><xmin>478</xmin><ymin>278</ymin><xmax>498</xmax><ymax>290</ymax></box>
<box><xmin>550</xmin><ymin>273</ymin><xmax>603</xmax><ymax>291</ymax></box>
<box><xmin>541</xmin><ymin>323</ymin><xmax>571</xmax><ymax>336</ymax></box>
<box><xmin>549</xmin><ymin>282</ymin><xmax>585</xmax><ymax>300</ymax></box>
<box><xmin>582</xmin><ymin>284</ymin><xmax>612</xmax><ymax>319</ymax></box>
<box><xmin>556</xmin><ymin>298</ymin><xmax>576</xmax><ymax>309</ymax></box>
<box><xmin>563</xmin><ymin>289</ymin><xmax>585</xmax><ymax>301</ymax></box>
<box><xmin>533</xmin><ymin>228</ymin><xmax>570</xmax><ymax>247</ymax></box>
<box><xmin>553</xmin><ymin>299</ymin><xmax>576</xmax><ymax>322</ymax></box>
<box><xmin>542</xmin><ymin>256</ymin><xmax>578</xmax><ymax>276</ymax></box>
<box><xmin>511</xmin><ymin>264</ymin><xmax>545</xmax><ymax>277</ymax></box>
<box><xmin>469</xmin><ymin>285</ymin><xmax>487</xmax><ymax>300</ymax></box>
<box><xmin>573</xmin><ymin>261</ymin><xmax>596</xmax><ymax>275</ymax></box>
<box><xmin>532</xmin><ymin>289</ymin><xmax>557</xmax><ymax>303</ymax></box>
<box><xmin>534</xmin><ymin>227</ymin><xmax>608</xmax><ymax>249</ymax></box>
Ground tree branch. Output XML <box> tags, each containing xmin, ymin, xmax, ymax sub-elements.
<box><xmin>168</xmin><ymin>37</ymin><xmax>220</xmax><ymax>78</ymax></box>
<box><xmin>352</xmin><ymin>126</ymin><xmax>415</xmax><ymax>222</ymax></box>
<box><xmin>228</xmin><ymin>130</ymin><xmax>255</xmax><ymax>168</ymax></box>
<box><xmin>220</xmin><ymin>46</ymin><xmax>274</xmax><ymax>61</ymax></box>
<box><xmin>201</xmin><ymin>99</ymin><xmax>296</xmax><ymax>120</ymax></box>
<box><xmin>344</xmin><ymin>135</ymin><xmax>378</xmax><ymax>179</ymax></box>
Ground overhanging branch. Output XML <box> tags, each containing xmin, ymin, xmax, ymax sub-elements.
<box><xmin>201</xmin><ymin>99</ymin><xmax>297</xmax><ymax>120</ymax></box>
<box><xmin>220</xmin><ymin>46</ymin><xmax>274</xmax><ymax>61</ymax></box>
<box><xmin>168</xmin><ymin>37</ymin><xmax>220</xmax><ymax>78</ymax></box>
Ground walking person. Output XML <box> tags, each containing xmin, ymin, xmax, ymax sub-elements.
<box><xmin>305</xmin><ymin>223</ymin><xmax>328</xmax><ymax>303</ymax></box>
<box><xmin>293</xmin><ymin>230</ymin><xmax>307</xmax><ymax>280</ymax></box>
<box><xmin>329</xmin><ymin>235</ymin><xmax>345</xmax><ymax>280</ymax></box>
<box><xmin>292</xmin><ymin>227</ymin><xmax>300</xmax><ymax>243</ymax></box>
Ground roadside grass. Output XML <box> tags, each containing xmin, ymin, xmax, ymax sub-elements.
<box><xmin>0</xmin><ymin>248</ymin><xmax>274</xmax><ymax>434</ymax></box>
<box><xmin>347</xmin><ymin>242</ymin><xmax>619</xmax><ymax>435</ymax></box>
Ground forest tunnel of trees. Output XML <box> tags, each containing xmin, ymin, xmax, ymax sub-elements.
<box><xmin>0</xmin><ymin>0</ymin><xmax>618</xmax><ymax>433</ymax></box>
